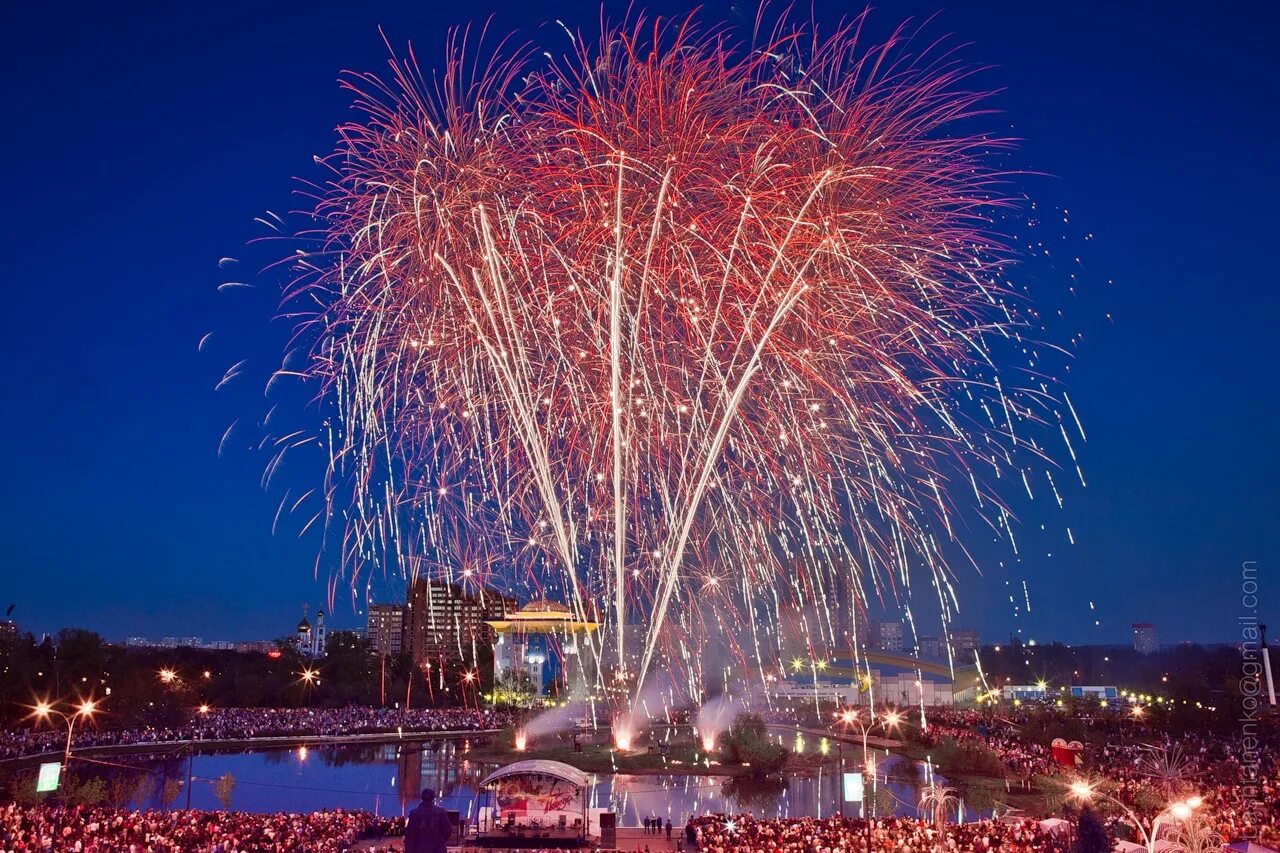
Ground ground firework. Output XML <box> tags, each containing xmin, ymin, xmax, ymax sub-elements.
<box><xmin>283</xmin><ymin>12</ymin><xmax>1072</xmax><ymax>714</ymax></box>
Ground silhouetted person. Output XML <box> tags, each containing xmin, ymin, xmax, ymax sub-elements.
<box><xmin>666</xmin><ymin>818</ymin><xmax>673</xmax><ymax>840</ymax></box>
<box><xmin>405</xmin><ymin>787</ymin><xmax>451</xmax><ymax>853</ymax></box>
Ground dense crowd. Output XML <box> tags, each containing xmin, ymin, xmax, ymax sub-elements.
<box><xmin>3</xmin><ymin>701</ymin><xmax>1277</xmax><ymax>849</ymax></box>
<box><xmin>0</xmin><ymin>707</ymin><xmax>511</xmax><ymax>762</ymax></box>
<box><xmin>0</xmin><ymin>803</ymin><xmax>382</xmax><ymax>851</ymax></box>
<box><xmin>688</xmin><ymin>814</ymin><xmax>1064</xmax><ymax>852</ymax></box>
<box><xmin>913</xmin><ymin>705</ymin><xmax>1280</xmax><ymax>847</ymax></box>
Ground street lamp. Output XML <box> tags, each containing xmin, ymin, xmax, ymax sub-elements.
<box><xmin>159</xmin><ymin>668</ymin><xmax>178</xmax><ymax>684</ymax></box>
<box><xmin>835</xmin><ymin>707</ymin><xmax>902</xmax><ymax>850</ymax></box>
<box><xmin>32</xmin><ymin>699</ymin><xmax>97</xmax><ymax>769</ymax></box>
<box><xmin>1069</xmin><ymin>779</ymin><xmax>1201</xmax><ymax>852</ymax></box>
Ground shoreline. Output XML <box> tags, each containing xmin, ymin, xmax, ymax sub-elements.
<box><xmin>0</xmin><ymin>728</ymin><xmax>498</xmax><ymax>769</ymax></box>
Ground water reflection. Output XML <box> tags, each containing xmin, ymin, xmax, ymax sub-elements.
<box><xmin>100</xmin><ymin>739</ymin><xmax>986</xmax><ymax>825</ymax></box>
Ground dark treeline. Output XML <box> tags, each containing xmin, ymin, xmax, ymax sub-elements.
<box><xmin>0</xmin><ymin>627</ymin><xmax>486</xmax><ymax>731</ymax></box>
<box><xmin>978</xmin><ymin>639</ymin><xmax>1250</xmax><ymax>714</ymax></box>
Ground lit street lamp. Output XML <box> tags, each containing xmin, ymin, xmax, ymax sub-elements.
<box><xmin>299</xmin><ymin>668</ymin><xmax>320</xmax><ymax>706</ymax></box>
<box><xmin>834</xmin><ymin>707</ymin><xmax>902</xmax><ymax>850</ymax></box>
<box><xmin>32</xmin><ymin>699</ymin><xmax>97</xmax><ymax>769</ymax></box>
<box><xmin>1069</xmin><ymin>779</ymin><xmax>1201</xmax><ymax>852</ymax></box>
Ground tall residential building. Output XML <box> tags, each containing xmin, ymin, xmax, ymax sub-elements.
<box><xmin>950</xmin><ymin>629</ymin><xmax>981</xmax><ymax>661</ymax></box>
<box><xmin>917</xmin><ymin>637</ymin><xmax>943</xmax><ymax>660</ymax></box>
<box><xmin>870</xmin><ymin>620</ymin><xmax>904</xmax><ymax>653</ymax></box>
<box><xmin>367</xmin><ymin>603</ymin><xmax>408</xmax><ymax>656</ymax></box>
<box><xmin>1132</xmin><ymin>622</ymin><xmax>1158</xmax><ymax>655</ymax></box>
<box><xmin>408</xmin><ymin>580</ymin><xmax>518</xmax><ymax>669</ymax></box>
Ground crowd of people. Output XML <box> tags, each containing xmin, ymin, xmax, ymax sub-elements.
<box><xmin>0</xmin><ymin>706</ymin><xmax>512</xmax><ymax>762</ymax></box>
<box><xmin>0</xmin><ymin>803</ymin><xmax>383</xmax><ymax>851</ymax></box>
<box><xmin>688</xmin><ymin>814</ymin><xmax>1064</xmax><ymax>852</ymax></box>
<box><xmin>2</xmin><ymin>700</ymin><xmax>1277</xmax><ymax>849</ymax></box>
<box><xmin>911</xmin><ymin>705</ymin><xmax>1280</xmax><ymax>848</ymax></box>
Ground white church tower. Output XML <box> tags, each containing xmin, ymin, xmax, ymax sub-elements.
<box><xmin>313</xmin><ymin>608</ymin><xmax>327</xmax><ymax>658</ymax></box>
<box><xmin>295</xmin><ymin>606</ymin><xmax>327</xmax><ymax>658</ymax></box>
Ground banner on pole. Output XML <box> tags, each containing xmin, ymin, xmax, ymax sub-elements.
<box><xmin>36</xmin><ymin>762</ymin><xmax>61</xmax><ymax>793</ymax></box>
<box><xmin>842</xmin><ymin>772</ymin><xmax>864</xmax><ymax>803</ymax></box>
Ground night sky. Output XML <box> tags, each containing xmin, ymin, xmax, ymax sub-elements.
<box><xmin>1</xmin><ymin>0</ymin><xmax>1275</xmax><ymax>646</ymax></box>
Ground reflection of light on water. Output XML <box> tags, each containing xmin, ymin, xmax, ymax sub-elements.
<box><xmin>793</xmin><ymin>732</ymin><xmax>805</xmax><ymax>753</ymax></box>
<box><xmin>119</xmin><ymin>741</ymin><xmax>989</xmax><ymax>823</ymax></box>
<box><xmin>819</xmin><ymin>737</ymin><xmax>830</xmax><ymax>756</ymax></box>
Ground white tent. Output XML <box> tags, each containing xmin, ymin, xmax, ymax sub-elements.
<box><xmin>1039</xmin><ymin>818</ymin><xmax>1071</xmax><ymax>836</ymax></box>
<box><xmin>479</xmin><ymin>759</ymin><xmax>592</xmax><ymax>789</ymax></box>
<box><xmin>1113</xmin><ymin>841</ymin><xmax>1145</xmax><ymax>852</ymax></box>
<box><xmin>1226</xmin><ymin>843</ymin><xmax>1280</xmax><ymax>853</ymax></box>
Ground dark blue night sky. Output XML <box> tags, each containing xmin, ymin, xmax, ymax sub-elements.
<box><xmin>1</xmin><ymin>0</ymin><xmax>1275</xmax><ymax>645</ymax></box>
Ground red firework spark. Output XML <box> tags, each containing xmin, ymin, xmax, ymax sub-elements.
<box><xmin>285</xmin><ymin>11</ymin><xmax>1064</xmax><ymax>704</ymax></box>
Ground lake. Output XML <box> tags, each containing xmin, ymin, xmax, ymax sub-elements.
<box><xmin>102</xmin><ymin>737</ymin><xmax>984</xmax><ymax>825</ymax></box>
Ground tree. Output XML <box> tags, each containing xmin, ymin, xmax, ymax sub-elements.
<box><xmin>718</xmin><ymin>713</ymin><xmax>788</xmax><ymax>776</ymax></box>
<box><xmin>107</xmin><ymin>775</ymin><xmax>135</xmax><ymax>808</ymax></box>
<box><xmin>489</xmin><ymin>672</ymin><xmax>538</xmax><ymax>708</ymax></box>
<box><xmin>1073</xmin><ymin>807</ymin><xmax>1112</xmax><ymax>853</ymax></box>
<box><xmin>73</xmin><ymin>776</ymin><xmax>107</xmax><ymax>805</ymax></box>
<box><xmin>961</xmin><ymin>781</ymin><xmax>1004</xmax><ymax>817</ymax></box>
<box><xmin>930</xmin><ymin>737</ymin><xmax>1005</xmax><ymax>777</ymax></box>
<box><xmin>321</xmin><ymin>631</ymin><xmax>377</xmax><ymax>706</ymax></box>
<box><xmin>133</xmin><ymin>774</ymin><xmax>158</xmax><ymax>807</ymax></box>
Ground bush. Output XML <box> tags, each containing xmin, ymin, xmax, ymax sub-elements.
<box><xmin>930</xmin><ymin>737</ymin><xmax>1005</xmax><ymax>777</ymax></box>
<box><xmin>719</xmin><ymin>713</ymin><xmax>789</xmax><ymax>776</ymax></box>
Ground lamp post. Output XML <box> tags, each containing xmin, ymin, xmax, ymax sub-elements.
<box><xmin>1069</xmin><ymin>780</ymin><xmax>1200</xmax><ymax>852</ymax></box>
<box><xmin>33</xmin><ymin>699</ymin><xmax>97</xmax><ymax>769</ymax></box>
<box><xmin>835</xmin><ymin>707</ymin><xmax>901</xmax><ymax>852</ymax></box>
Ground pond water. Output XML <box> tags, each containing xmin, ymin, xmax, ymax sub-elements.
<box><xmin>104</xmin><ymin>738</ymin><xmax>987</xmax><ymax>826</ymax></box>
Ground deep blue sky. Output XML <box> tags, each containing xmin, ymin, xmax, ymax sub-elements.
<box><xmin>0</xmin><ymin>0</ymin><xmax>1275</xmax><ymax>646</ymax></box>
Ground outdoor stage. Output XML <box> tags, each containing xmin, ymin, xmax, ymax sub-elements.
<box><xmin>470</xmin><ymin>826</ymin><xmax>589</xmax><ymax>848</ymax></box>
<box><xmin>468</xmin><ymin>829</ymin><xmax>678</xmax><ymax>851</ymax></box>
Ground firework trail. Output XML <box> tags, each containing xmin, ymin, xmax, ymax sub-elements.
<box><xmin>279</xmin><ymin>11</ymin><xmax>1073</xmax><ymax>714</ymax></box>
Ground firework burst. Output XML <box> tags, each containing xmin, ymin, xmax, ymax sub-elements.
<box><xmin>280</xmin><ymin>11</ymin><xmax>1072</xmax><ymax>710</ymax></box>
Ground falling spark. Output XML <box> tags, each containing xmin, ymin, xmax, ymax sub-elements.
<box><xmin>271</xmin><ymin>11</ymin><xmax>1079</xmax><ymax>711</ymax></box>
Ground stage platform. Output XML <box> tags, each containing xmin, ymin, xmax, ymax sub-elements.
<box><xmin>471</xmin><ymin>827</ymin><xmax>589</xmax><ymax>848</ymax></box>
<box><xmin>352</xmin><ymin>828</ymin><xmax>680</xmax><ymax>852</ymax></box>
